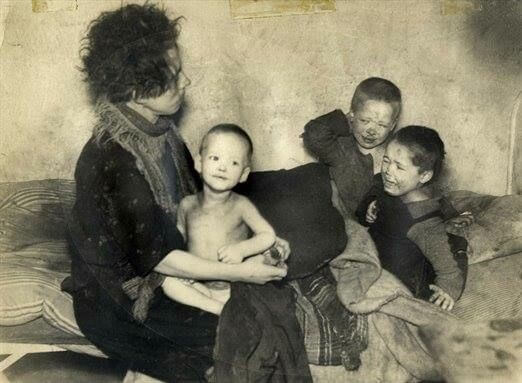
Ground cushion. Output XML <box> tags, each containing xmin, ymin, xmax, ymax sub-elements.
<box><xmin>452</xmin><ymin>254</ymin><xmax>522</xmax><ymax>322</ymax></box>
<box><xmin>445</xmin><ymin>191</ymin><xmax>522</xmax><ymax>264</ymax></box>
<box><xmin>0</xmin><ymin>179</ymin><xmax>75</xmax><ymax>253</ymax></box>
<box><xmin>0</xmin><ymin>262</ymin><xmax>79</xmax><ymax>335</ymax></box>
<box><xmin>236</xmin><ymin>163</ymin><xmax>347</xmax><ymax>279</ymax></box>
<box><xmin>0</xmin><ymin>180</ymin><xmax>81</xmax><ymax>335</ymax></box>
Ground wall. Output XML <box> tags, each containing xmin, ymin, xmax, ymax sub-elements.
<box><xmin>0</xmin><ymin>0</ymin><xmax>520</xmax><ymax>195</ymax></box>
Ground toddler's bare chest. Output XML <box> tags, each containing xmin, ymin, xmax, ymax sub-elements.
<box><xmin>185</xmin><ymin>207</ymin><xmax>249</xmax><ymax>253</ymax></box>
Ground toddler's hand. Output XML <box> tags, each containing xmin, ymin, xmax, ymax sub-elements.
<box><xmin>366</xmin><ymin>200</ymin><xmax>378</xmax><ymax>224</ymax></box>
<box><xmin>238</xmin><ymin>254</ymin><xmax>287</xmax><ymax>284</ymax></box>
<box><xmin>218</xmin><ymin>245</ymin><xmax>244</xmax><ymax>264</ymax></box>
<box><xmin>449</xmin><ymin>211</ymin><xmax>474</xmax><ymax>228</ymax></box>
<box><xmin>429</xmin><ymin>284</ymin><xmax>455</xmax><ymax>311</ymax></box>
<box><xmin>273</xmin><ymin>236</ymin><xmax>291</xmax><ymax>262</ymax></box>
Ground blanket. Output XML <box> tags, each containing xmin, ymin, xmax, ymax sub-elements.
<box><xmin>328</xmin><ymin>191</ymin><xmax>522</xmax><ymax>381</ymax></box>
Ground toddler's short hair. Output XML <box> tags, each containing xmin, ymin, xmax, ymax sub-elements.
<box><xmin>81</xmin><ymin>4</ymin><xmax>181</xmax><ymax>103</ymax></box>
<box><xmin>200</xmin><ymin>124</ymin><xmax>253</xmax><ymax>160</ymax></box>
<box><xmin>391</xmin><ymin>126</ymin><xmax>446</xmax><ymax>183</ymax></box>
<box><xmin>351</xmin><ymin>77</ymin><xmax>402</xmax><ymax>118</ymax></box>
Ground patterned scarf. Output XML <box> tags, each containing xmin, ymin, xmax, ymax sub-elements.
<box><xmin>93</xmin><ymin>102</ymin><xmax>198</xmax><ymax>220</ymax></box>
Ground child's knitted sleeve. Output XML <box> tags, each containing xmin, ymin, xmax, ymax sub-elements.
<box><xmin>301</xmin><ymin>109</ymin><xmax>351</xmax><ymax>165</ymax></box>
<box><xmin>407</xmin><ymin>218</ymin><xmax>467</xmax><ymax>301</ymax></box>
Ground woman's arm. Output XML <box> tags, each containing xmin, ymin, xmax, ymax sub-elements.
<box><xmin>154</xmin><ymin>250</ymin><xmax>287</xmax><ymax>284</ymax></box>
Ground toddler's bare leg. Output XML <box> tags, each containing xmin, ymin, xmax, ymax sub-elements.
<box><xmin>208</xmin><ymin>287</ymin><xmax>231</xmax><ymax>304</ymax></box>
<box><xmin>161</xmin><ymin>277</ymin><xmax>224</xmax><ymax>315</ymax></box>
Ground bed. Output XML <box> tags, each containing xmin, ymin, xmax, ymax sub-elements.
<box><xmin>0</xmin><ymin>178</ymin><xmax>521</xmax><ymax>382</ymax></box>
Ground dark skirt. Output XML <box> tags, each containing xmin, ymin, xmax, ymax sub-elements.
<box><xmin>73</xmin><ymin>286</ymin><xmax>218</xmax><ymax>382</ymax></box>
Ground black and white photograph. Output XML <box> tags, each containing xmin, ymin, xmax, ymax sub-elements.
<box><xmin>0</xmin><ymin>0</ymin><xmax>521</xmax><ymax>382</ymax></box>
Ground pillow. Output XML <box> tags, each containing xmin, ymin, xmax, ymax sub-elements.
<box><xmin>0</xmin><ymin>179</ymin><xmax>75</xmax><ymax>253</ymax></box>
<box><xmin>236</xmin><ymin>163</ymin><xmax>347</xmax><ymax>279</ymax></box>
<box><xmin>0</xmin><ymin>262</ymin><xmax>77</xmax><ymax>331</ymax></box>
<box><xmin>445</xmin><ymin>191</ymin><xmax>522</xmax><ymax>264</ymax></box>
<box><xmin>0</xmin><ymin>180</ymin><xmax>81</xmax><ymax>335</ymax></box>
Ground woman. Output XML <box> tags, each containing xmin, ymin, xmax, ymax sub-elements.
<box><xmin>66</xmin><ymin>4</ymin><xmax>288</xmax><ymax>382</ymax></box>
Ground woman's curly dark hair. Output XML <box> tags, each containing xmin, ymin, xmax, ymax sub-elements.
<box><xmin>80</xmin><ymin>4</ymin><xmax>182</xmax><ymax>103</ymax></box>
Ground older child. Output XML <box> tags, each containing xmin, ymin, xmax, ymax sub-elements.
<box><xmin>357</xmin><ymin>126</ymin><xmax>467</xmax><ymax>310</ymax></box>
<box><xmin>162</xmin><ymin>124</ymin><xmax>281</xmax><ymax>315</ymax></box>
<box><xmin>302</xmin><ymin>77</ymin><xmax>401</xmax><ymax>215</ymax></box>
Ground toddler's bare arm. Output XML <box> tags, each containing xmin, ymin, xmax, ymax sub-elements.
<box><xmin>218</xmin><ymin>197</ymin><xmax>276</xmax><ymax>263</ymax></box>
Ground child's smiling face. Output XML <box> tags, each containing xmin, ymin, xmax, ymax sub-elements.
<box><xmin>381</xmin><ymin>140</ymin><xmax>433</xmax><ymax>202</ymax></box>
<box><xmin>350</xmin><ymin>100</ymin><xmax>397</xmax><ymax>151</ymax></box>
<box><xmin>196</xmin><ymin>133</ymin><xmax>251</xmax><ymax>193</ymax></box>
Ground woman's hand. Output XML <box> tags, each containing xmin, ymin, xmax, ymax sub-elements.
<box><xmin>237</xmin><ymin>254</ymin><xmax>287</xmax><ymax>284</ymax></box>
<box><xmin>429</xmin><ymin>284</ymin><xmax>455</xmax><ymax>311</ymax></box>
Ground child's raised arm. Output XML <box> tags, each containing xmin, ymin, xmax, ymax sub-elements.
<box><xmin>218</xmin><ymin>196</ymin><xmax>276</xmax><ymax>264</ymax></box>
<box><xmin>300</xmin><ymin>109</ymin><xmax>351</xmax><ymax>166</ymax></box>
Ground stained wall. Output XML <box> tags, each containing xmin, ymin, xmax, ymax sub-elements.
<box><xmin>1</xmin><ymin>0</ymin><xmax>520</xmax><ymax>195</ymax></box>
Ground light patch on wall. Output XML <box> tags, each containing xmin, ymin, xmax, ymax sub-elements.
<box><xmin>508</xmin><ymin>92</ymin><xmax>521</xmax><ymax>195</ymax></box>
<box><xmin>440</xmin><ymin>0</ymin><xmax>481</xmax><ymax>16</ymax></box>
<box><xmin>0</xmin><ymin>0</ymin><xmax>10</xmax><ymax>48</ymax></box>
<box><xmin>229</xmin><ymin>0</ymin><xmax>335</xmax><ymax>19</ymax></box>
<box><xmin>31</xmin><ymin>0</ymin><xmax>77</xmax><ymax>13</ymax></box>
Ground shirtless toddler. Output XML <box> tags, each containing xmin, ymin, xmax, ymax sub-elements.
<box><xmin>162</xmin><ymin>124</ymin><xmax>279</xmax><ymax>315</ymax></box>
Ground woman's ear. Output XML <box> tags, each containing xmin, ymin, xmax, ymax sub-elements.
<box><xmin>419</xmin><ymin>170</ymin><xmax>434</xmax><ymax>185</ymax></box>
<box><xmin>239</xmin><ymin>166</ymin><xmax>251</xmax><ymax>183</ymax></box>
<box><xmin>194</xmin><ymin>154</ymin><xmax>202</xmax><ymax>173</ymax></box>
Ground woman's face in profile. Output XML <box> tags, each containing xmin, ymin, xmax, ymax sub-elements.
<box><xmin>137</xmin><ymin>47</ymin><xmax>191</xmax><ymax>119</ymax></box>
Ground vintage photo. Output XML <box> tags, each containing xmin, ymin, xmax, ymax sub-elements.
<box><xmin>0</xmin><ymin>0</ymin><xmax>521</xmax><ymax>382</ymax></box>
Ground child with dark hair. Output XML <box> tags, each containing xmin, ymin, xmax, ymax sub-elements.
<box><xmin>302</xmin><ymin>77</ymin><xmax>402</xmax><ymax>216</ymax></box>
<box><xmin>357</xmin><ymin>126</ymin><xmax>467</xmax><ymax>310</ymax></box>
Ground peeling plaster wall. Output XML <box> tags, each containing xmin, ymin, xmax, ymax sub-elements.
<box><xmin>1</xmin><ymin>0</ymin><xmax>520</xmax><ymax>195</ymax></box>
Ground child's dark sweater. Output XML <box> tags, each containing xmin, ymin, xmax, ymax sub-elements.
<box><xmin>302</xmin><ymin>109</ymin><xmax>374</xmax><ymax>216</ymax></box>
<box><xmin>356</xmin><ymin>178</ymin><xmax>467</xmax><ymax>301</ymax></box>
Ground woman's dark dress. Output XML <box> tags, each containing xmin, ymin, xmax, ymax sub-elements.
<box><xmin>66</xmin><ymin>103</ymin><xmax>217</xmax><ymax>382</ymax></box>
